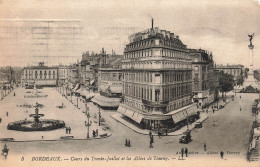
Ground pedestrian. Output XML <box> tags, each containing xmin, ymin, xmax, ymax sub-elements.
<box><xmin>13</xmin><ymin>92</ymin><xmax>15</xmax><ymax>96</ymax></box>
<box><xmin>65</xmin><ymin>127</ymin><xmax>68</xmax><ymax>134</ymax></box>
<box><xmin>204</xmin><ymin>142</ymin><xmax>207</xmax><ymax>151</ymax></box>
<box><xmin>92</xmin><ymin>130</ymin><xmax>96</xmax><ymax>137</ymax></box>
<box><xmin>185</xmin><ymin>148</ymin><xmax>188</xmax><ymax>157</ymax></box>
<box><xmin>240</xmin><ymin>107</ymin><xmax>241</xmax><ymax>111</ymax></box>
<box><xmin>165</xmin><ymin>129</ymin><xmax>168</xmax><ymax>136</ymax></box>
<box><xmin>240</xmin><ymin>95</ymin><xmax>241</xmax><ymax>99</ymax></box>
<box><xmin>6</xmin><ymin>112</ymin><xmax>8</xmax><ymax>117</ymax></box>
<box><xmin>96</xmin><ymin>129</ymin><xmax>98</xmax><ymax>136</ymax></box>
<box><xmin>158</xmin><ymin>130</ymin><xmax>161</xmax><ymax>138</ymax></box>
<box><xmin>128</xmin><ymin>139</ymin><xmax>131</xmax><ymax>147</ymax></box>
<box><xmin>181</xmin><ymin>148</ymin><xmax>184</xmax><ymax>160</ymax></box>
<box><xmin>149</xmin><ymin>131</ymin><xmax>152</xmax><ymax>137</ymax></box>
<box><xmin>42</xmin><ymin>136</ymin><xmax>44</xmax><ymax>139</ymax></box>
<box><xmin>68</xmin><ymin>127</ymin><xmax>71</xmax><ymax>134</ymax></box>
<box><xmin>149</xmin><ymin>139</ymin><xmax>153</xmax><ymax>148</ymax></box>
<box><xmin>220</xmin><ymin>151</ymin><xmax>224</xmax><ymax>159</ymax></box>
<box><xmin>151</xmin><ymin>135</ymin><xmax>154</xmax><ymax>143</ymax></box>
<box><xmin>206</xmin><ymin>109</ymin><xmax>208</xmax><ymax>114</ymax></box>
<box><xmin>125</xmin><ymin>139</ymin><xmax>128</xmax><ymax>147</ymax></box>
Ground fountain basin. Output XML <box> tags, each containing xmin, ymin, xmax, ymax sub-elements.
<box><xmin>7</xmin><ymin>119</ymin><xmax>65</xmax><ymax>131</ymax></box>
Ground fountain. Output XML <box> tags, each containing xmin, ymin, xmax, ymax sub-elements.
<box><xmin>29</xmin><ymin>103</ymin><xmax>45</xmax><ymax>128</ymax></box>
<box><xmin>7</xmin><ymin>102</ymin><xmax>65</xmax><ymax>131</ymax></box>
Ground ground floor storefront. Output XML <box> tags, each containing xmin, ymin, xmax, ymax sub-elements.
<box><xmin>117</xmin><ymin>103</ymin><xmax>199</xmax><ymax>131</ymax></box>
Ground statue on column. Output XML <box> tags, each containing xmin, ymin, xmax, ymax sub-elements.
<box><xmin>248</xmin><ymin>33</ymin><xmax>254</xmax><ymax>46</ymax></box>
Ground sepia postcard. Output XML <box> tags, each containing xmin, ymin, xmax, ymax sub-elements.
<box><xmin>0</xmin><ymin>0</ymin><xmax>260</xmax><ymax>167</ymax></box>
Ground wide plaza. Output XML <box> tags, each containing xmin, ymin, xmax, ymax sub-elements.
<box><xmin>0</xmin><ymin>86</ymin><xmax>258</xmax><ymax>164</ymax></box>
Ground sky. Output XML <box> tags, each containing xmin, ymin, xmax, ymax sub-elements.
<box><xmin>0</xmin><ymin>0</ymin><xmax>260</xmax><ymax>68</ymax></box>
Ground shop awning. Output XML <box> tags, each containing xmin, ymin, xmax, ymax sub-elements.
<box><xmin>185</xmin><ymin>105</ymin><xmax>197</xmax><ymax>116</ymax></box>
<box><xmin>132</xmin><ymin>112</ymin><xmax>143</xmax><ymax>124</ymax></box>
<box><xmin>171</xmin><ymin>110</ymin><xmax>187</xmax><ymax>123</ymax></box>
<box><xmin>117</xmin><ymin>105</ymin><xmax>127</xmax><ymax>115</ymax></box>
<box><xmin>117</xmin><ymin>105</ymin><xmax>144</xmax><ymax>123</ymax></box>
<box><xmin>91</xmin><ymin>94</ymin><xmax>120</xmax><ymax>107</ymax></box>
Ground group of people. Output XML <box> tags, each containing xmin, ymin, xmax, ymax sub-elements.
<box><xmin>125</xmin><ymin>139</ymin><xmax>131</xmax><ymax>147</ymax></box>
<box><xmin>180</xmin><ymin>148</ymin><xmax>189</xmax><ymax>159</ymax></box>
<box><xmin>65</xmin><ymin>127</ymin><xmax>72</xmax><ymax>134</ymax></box>
<box><xmin>92</xmin><ymin>129</ymin><xmax>98</xmax><ymax>137</ymax></box>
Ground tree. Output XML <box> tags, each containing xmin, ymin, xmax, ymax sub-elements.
<box><xmin>219</xmin><ymin>71</ymin><xmax>234</xmax><ymax>98</ymax></box>
<box><xmin>254</xmin><ymin>70</ymin><xmax>260</xmax><ymax>81</ymax></box>
<box><xmin>237</xmin><ymin>75</ymin><xmax>244</xmax><ymax>86</ymax></box>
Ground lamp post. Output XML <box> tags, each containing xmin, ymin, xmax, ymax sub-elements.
<box><xmin>85</xmin><ymin>112</ymin><xmax>92</xmax><ymax>138</ymax></box>
<box><xmin>88</xmin><ymin>78</ymin><xmax>90</xmax><ymax>94</ymax></box>
<box><xmin>98</xmin><ymin>107</ymin><xmax>101</xmax><ymax>126</ymax></box>
<box><xmin>77</xmin><ymin>97</ymin><xmax>78</xmax><ymax>108</ymax></box>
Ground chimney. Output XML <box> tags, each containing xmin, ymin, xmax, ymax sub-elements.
<box><xmin>152</xmin><ymin>18</ymin><xmax>154</xmax><ymax>29</ymax></box>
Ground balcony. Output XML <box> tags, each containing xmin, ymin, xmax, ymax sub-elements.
<box><xmin>142</xmin><ymin>99</ymin><xmax>169</xmax><ymax>107</ymax></box>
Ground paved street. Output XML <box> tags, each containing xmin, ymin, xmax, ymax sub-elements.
<box><xmin>0</xmin><ymin>87</ymin><xmax>258</xmax><ymax>163</ymax></box>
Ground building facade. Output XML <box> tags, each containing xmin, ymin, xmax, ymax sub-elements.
<box><xmin>118</xmin><ymin>26</ymin><xmax>197</xmax><ymax>130</ymax></box>
<box><xmin>98</xmin><ymin>68</ymin><xmax>122</xmax><ymax>97</ymax></box>
<box><xmin>22</xmin><ymin>62</ymin><xmax>58</xmax><ymax>87</ymax></box>
<box><xmin>91</xmin><ymin>68</ymin><xmax>122</xmax><ymax>109</ymax></box>
<box><xmin>58</xmin><ymin>66</ymin><xmax>68</xmax><ymax>86</ymax></box>
<box><xmin>215</xmin><ymin>65</ymin><xmax>244</xmax><ymax>85</ymax></box>
<box><xmin>189</xmin><ymin>49</ymin><xmax>219</xmax><ymax>109</ymax></box>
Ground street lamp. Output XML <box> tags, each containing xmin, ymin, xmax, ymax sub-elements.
<box><xmin>77</xmin><ymin>97</ymin><xmax>78</xmax><ymax>108</ymax></box>
<box><xmin>98</xmin><ymin>107</ymin><xmax>101</xmax><ymax>126</ymax></box>
<box><xmin>85</xmin><ymin>112</ymin><xmax>92</xmax><ymax>138</ymax></box>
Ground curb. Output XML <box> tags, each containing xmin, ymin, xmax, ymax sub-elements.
<box><xmin>111</xmin><ymin>114</ymin><xmax>208</xmax><ymax>137</ymax></box>
<box><xmin>0</xmin><ymin>133</ymin><xmax>112</xmax><ymax>143</ymax></box>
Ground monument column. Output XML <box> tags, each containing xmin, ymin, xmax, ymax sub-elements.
<box><xmin>243</xmin><ymin>33</ymin><xmax>258</xmax><ymax>87</ymax></box>
<box><xmin>248</xmin><ymin>44</ymin><xmax>254</xmax><ymax>76</ymax></box>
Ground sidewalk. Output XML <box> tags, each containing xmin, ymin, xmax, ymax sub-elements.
<box><xmin>111</xmin><ymin>113</ymin><xmax>208</xmax><ymax>136</ymax></box>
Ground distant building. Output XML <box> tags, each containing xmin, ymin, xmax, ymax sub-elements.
<box><xmin>215</xmin><ymin>64</ymin><xmax>244</xmax><ymax>85</ymax></box>
<box><xmin>189</xmin><ymin>49</ymin><xmax>219</xmax><ymax>109</ymax></box>
<box><xmin>118</xmin><ymin>23</ymin><xmax>198</xmax><ymax>131</ymax></box>
<box><xmin>58</xmin><ymin>66</ymin><xmax>68</xmax><ymax>86</ymax></box>
<box><xmin>22</xmin><ymin>62</ymin><xmax>58</xmax><ymax>87</ymax></box>
<box><xmin>91</xmin><ymin>68</ymin><xmax>122</xmax><ymax>109</ymax></box>
<box><xmin>80</xmin><ymin>48</ymin><xmax>123</xmax><ymax>91</ymax></box>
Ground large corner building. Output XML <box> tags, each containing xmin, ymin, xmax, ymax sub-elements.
<box><xmin>117</xmin><ymin>22</ymin><xmax>198</xmax><ymax>131</ymax></box>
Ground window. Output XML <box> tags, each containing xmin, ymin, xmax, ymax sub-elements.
<box><xmin>155</xmin><ymin>89</ymin><xmax>160</xmax><ymax>102</ymax></box>
<box><xmin>195</xmin><ymin>66</ymin><xmax>199</xmax><ymax>71</ymax></box>
<box><xmin>195</xmin><ymin>74</ymin><xmax>199</xmax><ymax>79</ymax></box>
<box><xmin>155</xmin><ymin>39</ymin><xmax>159</xmax><ymax>45</ymax></box>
